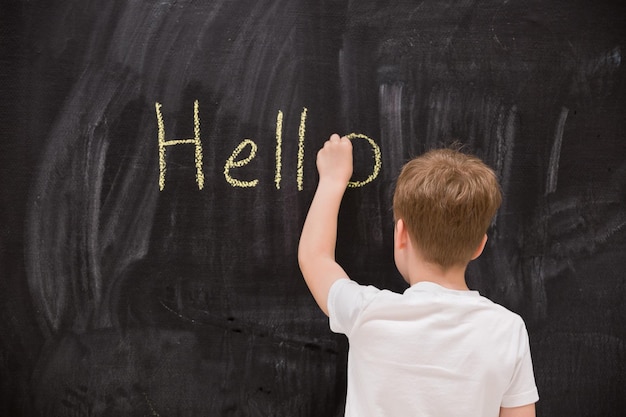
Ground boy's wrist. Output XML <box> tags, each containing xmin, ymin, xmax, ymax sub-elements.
<box><xmin>317</xmin><ymin>177</ymin><xmax>349</xmax><ymax>194</ymax></box>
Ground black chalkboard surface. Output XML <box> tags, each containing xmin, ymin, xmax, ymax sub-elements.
<box><xmin>1</xmin><ymin>1</ymin><xmax>625</xmax><ymax>416</ymax></box>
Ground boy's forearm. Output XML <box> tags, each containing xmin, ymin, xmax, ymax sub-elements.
<box><xmin>301</xmin><ymin>180</ymin><xmax>345</xmax><ymax>255</ymax></box>
<box><xmin>298</xmin><ymin>180</ymin><xmax>349</xmax><ymax>315</ymax></box>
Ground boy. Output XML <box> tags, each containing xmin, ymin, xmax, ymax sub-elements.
<box><xmin>298</xmin><ymin>134</ymin><xmax>539</xmax><ymax>417</ymax></box>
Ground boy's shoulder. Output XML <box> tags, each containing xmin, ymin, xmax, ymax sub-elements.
<box><xmin>341</xmin><ymin>280</ymin><xmax>525</xmax><ymax>323</ymax></box>
<box><xmin>329</xmin><ymin>279</ymin><xmax>529</xmax><ymax>340</ymax></box>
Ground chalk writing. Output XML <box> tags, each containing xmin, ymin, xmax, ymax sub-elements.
<box><xmin>224</xmin><ymin>139</ymin><xmax>259</xmax><ymax>187</ymax></box>
<box><xmin>346</xmin><ymin>133</ymin><xmax>382</xmax><ymax>188</ymax></box>
<box><xmin>155</xmin><ymin>102</ymin><xmax>381</xmax><ymax>191</ymax></box>
<box><xmin>297</xmin><ymin>107</ymin><xmax>308</xmax><ymax>191</ymax></box>
<box><xmin>155</xmin><ymin>100</ymin><xmax>205</xmax><ymax>191</ymax></box>
<box><xmin>275</xmin><ymin>110</ymin><xmax>284</xmax><ymax>189</ymax></box>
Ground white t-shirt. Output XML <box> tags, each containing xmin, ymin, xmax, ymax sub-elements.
<box><xmin>328</xmin><ymin>279</ymin><xmax>539</xmax><ymax>417</ymax></box>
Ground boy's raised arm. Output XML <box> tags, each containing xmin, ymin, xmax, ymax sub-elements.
<box><xmin>298</xmin><ymin>134</ymin><xmax>353</xmax><ymax>316</ymax></box>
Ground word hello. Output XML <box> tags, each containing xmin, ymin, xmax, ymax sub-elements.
<box><xmin>155</xmin><ymin>101</ymin><xmax>382</xmax><ymax>191</ymax></box>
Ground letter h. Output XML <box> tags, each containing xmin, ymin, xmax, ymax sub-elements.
<box><xmin>155</xmin><ymin>100</ymin><xmax>205</xmax><ymax>191</ymax></box>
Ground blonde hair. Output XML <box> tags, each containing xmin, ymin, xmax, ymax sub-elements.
<box><xmin>392</xmin><ymin>147</ymin><xmax>502</xmax><ymax>268</ymax></box>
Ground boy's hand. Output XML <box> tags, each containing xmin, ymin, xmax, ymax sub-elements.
<box><xmin>316</xmin><ymin>134</ymin><xmax>353</xmax><ymax>188</ymax></box>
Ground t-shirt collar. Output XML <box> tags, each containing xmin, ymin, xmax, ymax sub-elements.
<box><xmin>405</xmin><ymin>281</ymin><xmax>481</xmax><ymax>297</ymax></box>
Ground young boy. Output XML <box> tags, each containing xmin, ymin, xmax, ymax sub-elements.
<box><xmin>298</xmin><ymin>134</ymin><xmax>539</xmax><ymax>417</ymax></box>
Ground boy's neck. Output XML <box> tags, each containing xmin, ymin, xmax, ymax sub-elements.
<box><xmin>406</xmin><ymin>260</ymin><xmax>469</xmax><ymax>291</ymax></box>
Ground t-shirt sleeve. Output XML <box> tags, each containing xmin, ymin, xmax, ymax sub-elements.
<box><xmin>501</xmin><ymin>322</ymin><xmax>539</xmax><ymax>408</ymax></box>
<box><xmin>327</xmin><ymin>279</ymin><xmax>380</xmax><ymax>336</ymax></box>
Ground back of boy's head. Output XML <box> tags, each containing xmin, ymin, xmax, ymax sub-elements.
<box><xmin>393</xmin><ymin>147</ymin><xmax>502</xmax><ymax>268</ymax></box>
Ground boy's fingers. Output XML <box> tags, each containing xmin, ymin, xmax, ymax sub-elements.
<box><xmin>322</xmin><ymin>134</ymin><xmax>352</xmax><ymax>156</ymax></box>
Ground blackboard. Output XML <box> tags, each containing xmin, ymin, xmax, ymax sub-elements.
<box><xmin>1</xmin><ymin>1</ymin><xmax>625</xmax><ymax>416</ymax></box>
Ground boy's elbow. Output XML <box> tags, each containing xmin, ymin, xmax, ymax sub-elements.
<box><xmin>297</xmin><ymin>252</ymin><xmax>307</xmax><ymax>278</ymax></box>
<box><xmin>297</xmin><ymin>242</ymin><xmax>327</xmax><ymax>287</ymax></box>
<box><xmin>297</xmin><ymin>241</ymin><xmax>314</xmax><ymax>278</ymax></box>
<box><xmin>297</xmin><ymin>240</ymin><xmax>306</xmax><ymax>267</ymax></box>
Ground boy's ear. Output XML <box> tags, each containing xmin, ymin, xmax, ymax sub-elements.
<box><xmin>394</xmin><ymin>219</ymin><xmax>409</xmax><ymax>249</ymax></box>
<box><xmin>470</xmin><ymin>234</ymin><xmax>488</xmax><ymax>260</ymax></box>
